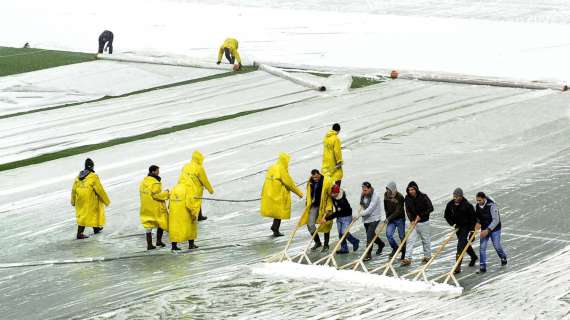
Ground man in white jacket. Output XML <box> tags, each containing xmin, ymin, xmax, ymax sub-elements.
<box><xmin>357</xmin><ymin>181</ymin><xmax>386</xmax><ymax>261</ymax></box>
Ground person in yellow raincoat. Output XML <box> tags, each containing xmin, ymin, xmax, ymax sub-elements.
<box><xmin>299</xmin><ymin>169</ymin><xmax>334</xmax><ymax>251</ymax></box>
<box><xmin>71</xmin><ymin>158</ymin><xmax>110</xmax><ymax>239</ymax></box>
<box><xmin>322</xmin><ymin>123</ymin><xmax>343</xmax><ymax>186</ymax></box>
<box><xmin>260</xmin><ymin>153</ymin><xmax>304</xmax><ymax>237</ymax></box>
<box><xmin>178</xmin><ymin>150</ymin><xmax>214</xmax><ymax>221</ymax></box>
<box><xmin>139</xmin><ymin>165</ymin><xmax>169</xmax><ymax>250</ymax></box>
<box><xmin>216</xmin><ymin>38</ymin><xmax>241</xmax><ymax>69</ymax></box>
<box><xmin>168</xmin><ymin>181</ymin><xmax>199</xmax><ymax>250</ymax></box>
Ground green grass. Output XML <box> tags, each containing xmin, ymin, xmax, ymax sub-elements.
<box><xmin>0</xmin><ymin>65</ymin><xmax>258</xmax><ymax>120</ymax></box>
<box><xmin>0</xmin><ymin>46</ymin><xmax>96</xmax><ymax>76</ymax></box>
<box><xmin>0</xmin><ymin>95</ymin><xmax>313</xmax><ymax>172</ymax></box>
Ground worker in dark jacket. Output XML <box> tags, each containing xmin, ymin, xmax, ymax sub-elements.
<box><xmin>323</xmin><ymin>184</ymin><xmax>359</xmax><ymax>254</ymax></box>
<box><xmin>98</xmin><ymin>30</ymin><xmax>114</xmax><ymax>54</ymax></box>
<box><xmin>475</xmin><ymin>192</ymin><xmax>507</xmax><ymax>273</ymax></box>
<box><xmin>384</xmin><ymin>181</ymin><xmax>406</xmax><ymax>260</ymax></box>
<box><xmin>402</xmin><ymin>181</ymin><xmax>433</xmax><ymax>266</ymax></box>
<box><xmin>444</xmin><ymin>188</ymin><xmax>478</xmax><ymax>274</ymax></box>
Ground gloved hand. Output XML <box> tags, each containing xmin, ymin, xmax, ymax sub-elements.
<box><xmin>216</xmin><ymin>61</ymin><xmax>221</xmax><ymax>65</ymax></box>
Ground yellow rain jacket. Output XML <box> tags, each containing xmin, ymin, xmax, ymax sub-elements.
<box><xmin>300</xmin><ymin>174</ymin><xmax>334</xmax><ymax>233</ymax></box>
<box><xmin>178</xmin><ymin>150</ymin><xmax>214</xmax><ymax>215</ymax></box>
<box><xmin>71</xmin><ymin>171</ymin><xmax>110</xmax><ymax>227</ymax></box>
<box><xmin>260</xmin><ymin>153</ymin><xmax>304</xmax><ymax>220</ymax></box>
<box><xmin>217</xmin><ymin>38</ymin><xmax>242</xmax><ymax>64</ymax></box>
<box><xmin>139</xmin><ymin>175</ymin><xmax>169</xmax><ymax>230</ymax></box>
<box><xmin>321</xmin><ymin>130</ymin><xmax>343</xmax><ymax>182</ymax></box>
<box><xmin>169</xmin><ymin>183</ymin><xmax>198</xmax><ymax>242</ymax></box>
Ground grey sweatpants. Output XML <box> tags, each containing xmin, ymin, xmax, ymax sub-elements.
<box><xmin>405</xmin><ymin>221</ymin><xmax>432</xmax><ymax>260</ymax></box>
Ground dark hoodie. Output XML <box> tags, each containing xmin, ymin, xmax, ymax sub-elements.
<box><xmin>404</xmin><ymin>181</ymin><xmax>433</xmax><ymax>223</ymax></box>
<box><xmin>444</xmin><ymin>197</ymin><xmax>476</xmax><ymax>230</ymax></box>
<box><xmin>384</xmin><ymin>182</ymin><xmax>405</xmax><ymax>222</ymax></box>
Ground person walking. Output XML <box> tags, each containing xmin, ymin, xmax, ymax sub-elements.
<box><xmin>139</xmin><ymin>165</ymin><xmax>169</xmax><ymax>250</ymax></box>
<box><xmin>300</xmin><ymin>169</ymin><xmax>333</xmax><ymax>252</ymax></box>
<box><xmin>71</xmin><ymin>158</ymin><xmax>110</xmax><ymax>239</ymax></box>
<box><xmin>260</xmin><ymin>153</ymin><xmax>304</xmax><ymax>237</ymax></box>
<box><xmin>178</xmin><ymin>150</ymin><xmax>214</xmax><ymax>221</ymax></box>
<box><xmin>444</xmin><ymin>188</ymin><xmax>478</xmax><ymax>274</ymax></box>
<box><xmin>321</xmin><ymin>123</ymin><xmax>343</xmax><ymax>186</ymax></box>
<box><xmin>322</xmin><ymin>184</ymin><xmax>359</xmax><ymax>254</ymax></box>
<box><xmin>475</xmin><ymin>191</ymin><xmax>507</xmax><ymax>273</ymax></box>
<box><xmin>169</xmin><ymin>181</ymin><xmax>199</xmax><ymax>251</ymax></box>
<box><xmin>384</xmin><ymin>181</ymin><xmax>406</xmax><ymax>260</ymax></box>
<box><xmin>358</xmin><ymin>181</ymin><xmax>386</xmax><ymax>261</ymax></box>
<box><xmin>402</xmin><ymin>181</ymin><xmax>433</xmax><ymax>266</ymax></box>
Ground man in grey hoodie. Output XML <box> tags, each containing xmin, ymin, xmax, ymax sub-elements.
<box><xmin>357</xmin><ymin>181</ymin><xmax>386</xmax><ymax>261</ymax></box>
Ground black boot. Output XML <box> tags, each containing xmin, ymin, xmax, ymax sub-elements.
<box><xmin>93</xmin><ymin>227</ymin><xmax>103</xmax><ymax>234</ymax></box>
<box><xmin>76</xmin><ymin>226</ymin><xmax>89</xmax><ymax>239</ymax></box>
<box><xmin>311</xmin><ymin>233</ymin><xmax>322</xmax><ymax>251</ymax></box>
<box><xmin>171</xmin><ymin>242</ymin><xmax>181</xmax><ymax>251</ymax></box>
<box><xmin>188</xmin><ymin>240</ymin><xmax>198</xmax><ymax>249</ymax></box>
<box><xmin>400</xmin><ymin>244</ymin><xmax>406</xmax><ymax>261</ymax></box>
<box><xmin>376</xmin><ymin>239</ymin><xmax>385</xmax><ymax>255</ymax></box>
<box><xmin>469</xmin><ymin>255</ymin><xmax>478</xmax><ymax>267</ymax></box>
<box><xmin>271</xmin><ymin>219</ymin><xmax>284</xmax><ymax>237</ymax></box>
<box><xmin>389</xmin><ymin>249</ymin><xmax>397</xmax><ymax>258</ymax></box>
<box><xmin>156</xmin><ymin>228</ymin><xmax>166</xmax><ymax>247</ymax></box>
<box><xmin>321</xmin><ymin>232</ymin><xmax>330</xmax><ymax>252</ymax></box>
<box><xmin>146</xmin><ymin>233</ymin><xmax>156</xmax><ymax>250</ymax></box>
<box><xmin>198</xmin><ymin>209</ymin><xmax>207</xmax><ymax>221</ymax></box>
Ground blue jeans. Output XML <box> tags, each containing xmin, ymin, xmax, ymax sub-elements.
<box><xmin>480</xmin><ymin>229</ymin><xmax>507</xmax><ymax>267</ymax></box>
<box><xmin>386</xmin><ymin>218</ymin><xmax>405</xmax><ymax>250</ymax></box>
<box><xmin>336</xmin><ymin>216</ymin><xmax>359</xmax><ymax>252</ymax></box>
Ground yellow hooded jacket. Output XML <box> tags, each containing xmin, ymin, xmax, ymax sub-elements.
<box><xmin>169</xmin><ymin>183</ymin><xmax>198</xmax><ymax>242</ymax></box>
<box><xmin>178</xmin><ymin>150</ymin><xmax>214</xmax><ymax>215</ymax></box>
<box><xmin>217</xmin><ymin>38</ymin><xmax>241</xmax><ymax>64</ymax></box>
<box><xmin>321</xmin><ymin>130</ymin><xmax>343</xmax><ymax>182</ymax></box>
<box><xmin>260</xmin><ymin>153</ymin><xmax>304</xmax><ymax>220</ymax></box>
<box><xmin>299</xmin><ymin>174</ymin><xmax>334</xmax><ymax>233</ymax></box>
<box><xmin>71</xmin><ymin>171</ymin><xmax>110</xmax><ymax>227</ymax></box>
<box><xmin>139</xmin><ymin>175</ymin><xmax>169</xmax><ymax>230</ymax></box>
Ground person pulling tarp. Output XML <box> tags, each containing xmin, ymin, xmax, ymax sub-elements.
<box><xmin>216</xmin><ymin>38</ymin><xmax>241</xmax><ymax>70</ymax></box>
<box><xmin>98</xmin><ymin>30</ymin><xmax>114</xmax><ymax>54</ymax></box>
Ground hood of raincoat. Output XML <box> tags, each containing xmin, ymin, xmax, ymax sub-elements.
<box><xmin>325</xmin><ymin>129</ymin><xmax>337</xmax><ymax>139</ymax></box>
<box><xmin>406</xmin><ymin>181</ymin><xmax>420</xmax><ymax>197</ymax></box>
<box><xmin>192</xmin><ymin>150</ymin><xmax>204</xmax><ymax>165</ymax></box>
<box><xmin>78</xmin><ymin>169</ymin><xmax>93</xmax><ymax>181</ymax></box>
<box><xmin>278</xmin><ymin>152</ymin><xmax>290</xmax><ymax>169</ymax></box>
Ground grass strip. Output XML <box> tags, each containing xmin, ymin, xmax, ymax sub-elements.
<box><xmin>0</xmin><ymin>46</ymin><xmax>96</xmax><ymax>76</ymax></box>
<box><xmin>0</xmin><ymin>96</ymin><xmax>304</xmax><ymax>172</ymax></box>
<box><xmin>0</xmin><ymin>66</ymin><xmax>258</xmax><ymax>120</ymax></box>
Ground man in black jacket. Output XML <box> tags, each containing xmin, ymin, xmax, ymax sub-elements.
<box><xmin>98</xmin><ymin>30</ymin><xmax>114</xmax><ymax>54</ymax></box>
<box><xmin>402</xmin><ymin>181</ymin><xmax>433</xmax><ymax>266</ymax></box>
<box><xmin>444</xmin><ymin>188</ymin><xmax>478</xmax><ymax>274</ymax></box>
<box><xmin>384</xmin><ymin>181</ymin><xmax>406</xmax><ymax>260</ymax></box>
<box><xmin>323</xmin><ymin>184</ymin><xmax>359</xmax><ymax>254</ymax></box>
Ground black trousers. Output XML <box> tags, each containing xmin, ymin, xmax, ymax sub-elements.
<box><xmin>457</xmin><ymin>228</ymin><xmax>477</xmax><ymax>259</ymax></box>
<box><xmin>364</xmin><ymin>221</ymin><xmax>385</xmax><ymax>253</ymax></box>
<box><xmin>224</xmin><ymin>48</ymin><xmax>234</xmax><ymax>64</ymax></box>
<box><xmin>98</xmin><ymin>40</ymin><xmax>113</xmax><ymax>54</ymax></box>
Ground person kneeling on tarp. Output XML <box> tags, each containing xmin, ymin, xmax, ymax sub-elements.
<box><xmin>178</xmin><ymin>150</ymin><xmax>214</xmax><ymax>221</ymax></box>
<box><xmin>71</xmin><ymin>158</ymin><xmax>110</xmax><ymax>239</ymax></box>
<box><xmin>475</xmin><ymin>191</ymin><xmax>507</xmax><ymax>273</ymax></box>
<box><xmin>358</xmin><ymin>182</ymin><xmax>386</xmax><ymax>261</ymax></box>
<box><xmin>301</xmin><ymin>169</ymin><xmax>333</xmax><ymax>252</ymax></box>
<box><xmin>321</xmin><ymin>184</ymin><xmax>359</xmax><ymax>254</ymax></box>
<box><xmin>444</xmin><ymin>187</ymin><xmax>478</xmax><ymax>274</ymax></box>
<box><xmin>98</xmin><ymin>30</ymin><xmax>114</xmax><ymax>54</ymax></box>
<box><xmin>139</xmin><ymin>165</ymin><xmax>169</xmax><ymax>250</ymax></box>
<box><xmin>169</xmin><ymin>181</ymin><xmax>199</xmax><ymax>250</ymax></box>
<box><xmin>260</xmin><ymin>153</ymin><xmax>304</xmax><ymax>237</ymax></box>
<box><xmin>216</xmin><ymin>38</ymin><xmax>242</xmax><ymax>70</ymax></box>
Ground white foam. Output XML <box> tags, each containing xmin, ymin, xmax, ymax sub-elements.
<box><xmin>251</xmin><ymin>262</ymin><xmax>463</xmax><ymax>296</ymax></box>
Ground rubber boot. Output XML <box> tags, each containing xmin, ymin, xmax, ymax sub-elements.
<box><xmin>271</xmin><ymin>219</ymin><xmax>284</xmax><ymax>237</ymax></box>
<box><xmin>188</xmin><ymin>240</ymin><xmax>198</xmax><ymax>249</ymax></box>
<box><xmin>198</xmin><ymin>209</ymin><xmax>207</xmax><ymax>221</ymax></box>
<box><xmin>156</xmin><ymin>228</ymin><xmax>166</xmax><ymax>247</ymax></box>
<box><xmin>76</xmin><ymin>226</ymin><xmax>89</xmax><ymax>239</ymax></box>
<box><xmin>171</xmin><ymin>242</ymin><xmax>180</xmax><ymax>251</ymax></box>
<box><xmin>146</xmin><ymin>233</ymin><xmax>156</xmax><ymax>250</ymax></box>
<box><xmin>321</xmin><ymin>232</ymin><xmax>330</xmax><ymax>252</ymax></box>
<box><xmin>311</xmin><ymin>233</ymin><xmax>322</xmax><ymax>251</ymax></box>
<box><xmin>93</xmin><ymin>227</ymin><xmax>103</xmax><ymax>234</ymax></box>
